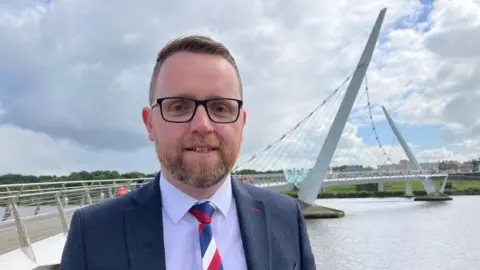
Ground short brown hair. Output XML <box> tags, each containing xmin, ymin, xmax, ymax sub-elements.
<box><xmin>149</xmin><ymin>35</ymin><xmax>243</xmax><ymax>105</ymax></box>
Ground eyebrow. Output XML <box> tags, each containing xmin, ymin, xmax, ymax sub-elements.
<box><xmin>160</xmin><ymin>93</ymin><xmax>233</xmax><ymax>100</ymax></box>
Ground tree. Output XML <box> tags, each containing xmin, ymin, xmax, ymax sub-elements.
<box><xmin>472</xmin><ymin>158</ymin><xmax>479</xmax><ymax>172</ymax></box>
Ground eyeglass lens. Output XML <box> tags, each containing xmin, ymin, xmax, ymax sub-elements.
<box><xmin>160</xmin><ymin>97</ymin><xmax>240</xmax><ymax>123</ymax></box>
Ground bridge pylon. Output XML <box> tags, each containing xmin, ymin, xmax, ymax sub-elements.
<box><xmin>297</xmin><ymin>8</ymin><xmax>388</xmax><ymax>218</ymax></box>
<box><xmin>381</xmin><ymin>106</ymin><xmax>452</xmax><ymax>201</ymax></box>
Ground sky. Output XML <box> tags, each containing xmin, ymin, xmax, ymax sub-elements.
<box><xmin>1</xmin><ymin>0</ymin><xmax>479</xmax><ymax>176</ymax></box>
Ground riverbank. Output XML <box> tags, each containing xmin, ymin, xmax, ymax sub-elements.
<box><xmin>283</xmin><ymin>180</ymin><xmax>480</xmax><ymax>199</ymax></box>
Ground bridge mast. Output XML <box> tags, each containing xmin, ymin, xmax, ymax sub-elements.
<box><xmin>298</xmin><ymin>8</ymin><xmax>387</xmax><ymax>205</ymax></box>
<box><xmin>381</xmin><ymin>106</ymin><xmax>436</xmax><ymax>194</ymax></box>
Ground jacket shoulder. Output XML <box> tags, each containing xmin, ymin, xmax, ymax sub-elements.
<box><xmin>73</xmin><ymin>186</ymin><xmax>139</xmax><ymax>225</ymax></box>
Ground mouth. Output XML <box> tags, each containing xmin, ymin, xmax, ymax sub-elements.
<box><xmin>184</xmin><ymin>147</ymin><xmax>218</xmax><ymax>153</ymax></box>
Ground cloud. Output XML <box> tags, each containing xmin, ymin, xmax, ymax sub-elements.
<box><xmin>1</xmin><ymin>0</ymin><xmax>479</xmax><ymax>176</ymax></box>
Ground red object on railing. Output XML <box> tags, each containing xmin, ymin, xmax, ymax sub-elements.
<box><xmin>117</xmin><ymin>186</ymin><xmax>127</xmax><ymax>196</ymax></box>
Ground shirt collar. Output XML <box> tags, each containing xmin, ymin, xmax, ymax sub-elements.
<box><xmin>159</xmin><ymin>172</ymin><xmax>233</xmax><ymax>224</ymax></box>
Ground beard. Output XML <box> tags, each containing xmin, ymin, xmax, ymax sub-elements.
<box><xmin>156</xmin><ymin>135</ymin><xmax>237</xmax><ymax>189</ymax></box>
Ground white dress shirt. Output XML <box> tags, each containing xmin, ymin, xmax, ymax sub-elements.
<box><xmin>160</xmin><ymin>173</ymin><xmax>248</xmax><ymax>270</ymax></box>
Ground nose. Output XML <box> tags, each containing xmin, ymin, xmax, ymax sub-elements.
<box><xmin>189</xmin><ymin>105</ymin><xmax>214</xmax><ymax>133</ymax></box>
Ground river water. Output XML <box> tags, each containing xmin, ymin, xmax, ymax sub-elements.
<box><xmin>2</xmin><ymin>196</ymin><xmax>479</xmax><ymax>269</ymax></box>
<box><xmin>309</xmin><ymin>196</ymin><xmax>480</xmax><ymax>270</ymax></box>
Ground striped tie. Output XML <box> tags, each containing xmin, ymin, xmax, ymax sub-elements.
<box><xmin>189</xmin><ymin>201</ymin><xmax>224</xmax><ymax>270</ymax></box>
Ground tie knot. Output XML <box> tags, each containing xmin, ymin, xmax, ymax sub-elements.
<box><xmin>189</xmin><ymin>201</ymin><xmax>215</xmax><ymax>224</ymax></box>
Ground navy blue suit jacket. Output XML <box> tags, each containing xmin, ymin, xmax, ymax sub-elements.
<box><xmin>60</xmin><ymin>175</ymin><xmax>316</xmax><ymax>270</ymax></box>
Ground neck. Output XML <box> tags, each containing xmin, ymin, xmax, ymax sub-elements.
<box><xmin>161</xmin><ymin>172</ymin><xmax>228</xmax><ymax>200</ymax></box>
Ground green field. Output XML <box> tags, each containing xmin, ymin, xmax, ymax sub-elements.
<box><xmin>324</xmin><ymin>179</ymin><xmax>480</xmax><ymax>193</ymax></box>
<box><xmin>282</xmin><ymin>180</ymin><xmax>480</xmax><ymax>199</ymax></box>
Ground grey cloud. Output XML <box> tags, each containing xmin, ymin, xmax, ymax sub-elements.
<box><xmin>2</xmin><ymin>0</ymin><xmax>479</xmax><ymax>172</ymax></box>
<box><xmin>420</xmin><ymin>21</ymin><xmax>480</xmax><ymax>131</ymax></box>
<box><xmin>425</xmin><ymin>26</ymin><xmax>480</xmax><ymax>59</ymax></box>
<box><xmin>441</xmin><ymin>93</ymin><xmax>479</xmax><ymax>127</ymax></box>
<box><xmin>1</xmin><ymin>0</ymin><xmax>362</xmax><ymax>152</ymax></box>
<box><xmin>2</xmin><ymin>0</ymin><xmax>310</xmax><ymax>151</ymax></box>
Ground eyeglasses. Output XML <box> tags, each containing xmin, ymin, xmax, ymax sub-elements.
<box><xmin>151</xmin><ymin>97</ymin><xmax>243</xmax><ymax>123</ymax></box>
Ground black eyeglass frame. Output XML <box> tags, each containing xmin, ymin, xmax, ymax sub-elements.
<box><xmin>151</xmin><ymin>97</ymin><xmax>244</xmax><ymax>124</ymax></box>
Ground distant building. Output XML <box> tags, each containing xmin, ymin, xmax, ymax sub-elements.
<box><xmin>377</xmin><ymin>160</ymin><xmax>410</xmax><ymax>171</ymax></box>
<box><xmin>420</xmin><ymin>162</ymin><xmax>439</xmax><ymax>171</ymax></box>
<box><xmin>377</xmin><ymin>160</ymin><xmax>439</xmax><ymax>171</ymax></box>
<box><xmin>375</xmin><ymin>159</ymin><xmax>479</xmax><ymax>172</ymax></box>
<box><xmin>438</xmin><ymin>160</ymin><xmax>461</xmax><ymax>171</ymax></box>
<box><xmin>458</xmin><ymin>161</ymin><xmax>474</xmax><ymax>172</ymax></box>
<box><xmin>377</xmin><ymin>163</ymin><xmax>403</xmax><ymax>171</ymax></box>
<box><xmin>341</xmin><ymin>165</ymin><xmax>374</xmax><ymax>172</ymax></box>
<box><xmin>399</xmin><ymin>159</ymin><xmax>409</xmax><ymax>169</ymax></box>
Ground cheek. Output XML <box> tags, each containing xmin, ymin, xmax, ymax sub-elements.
<box><xmin>154</xmin><ymin>123</ymin><xmax>186</xmax><ymax>146</ymax></box>
<box><xmin>216</xmin><ymin>126</ymin><xmax>243</xmax><ymax>148</ymax></box>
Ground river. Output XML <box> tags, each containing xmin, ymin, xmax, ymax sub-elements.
<box><xmin>2</xmin><ymin>196</ymin><xmax>479</xmax><ymax>269</ymax></box>
<box><xmin>309</xmin><ymin>196</ymin><xmax>480</xmax><ymax>269</ymax></box>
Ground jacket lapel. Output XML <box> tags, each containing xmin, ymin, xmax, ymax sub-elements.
<box><xmin>232</xmin><ymin>178</ymin><xmax>272</xmax><ymax>270</ymax></box>
<box><xmin>123</xmin><ymin>173</ymin><xmax>166</xmax><ymax>270</ymax></box>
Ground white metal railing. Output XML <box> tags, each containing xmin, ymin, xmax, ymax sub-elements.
<box><xmin>0</xmin><ymin>178</ymin><xmax>151</xmax><ymax>262</ymax></box>
<box><xmin>0</xmin><ymin>175</ymin><xmax>289</xmax><ymax>262</ymax></box>
<box><xmin>0</xmin><ymin>178</ymin><xmax>152</xmax><ymax>221</ymax></box>
<box><xmin>280</xmin><ymin>169</ymin><xmax>446</xmax><ymax>183</ymax></box>
<box><xmin>324</xmin><ymin>170</ymin><xmax>444</xmax><ymax>179</ymax></box>
<box><xmin>323</xmin><ymin>174</ymin><xmax>448</xmax><ymax>183</ymax></box>
<box><xmin>232</xmin><ymin>173</ymin><xmax>286</xmax><ymax>184</ymax></box>
<box><xmin>0</xmin><ymin>175</ymin><xmax>287</xmax><ymax>222</ymax></box>
<box><xmin>0</xmin><ymin>170</ymin><xmax>447</xmax><ymax>263</ymax></box>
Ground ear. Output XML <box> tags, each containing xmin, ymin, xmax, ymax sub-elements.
<box><xmin>142</xmin><ymin>107</ymin><xmax>155</xmax><ymax>141</ymax></box>
<box><xmin>241</xmin><ymin>109</ymin><xmax>247</xmax><ymax>141</ymax></box>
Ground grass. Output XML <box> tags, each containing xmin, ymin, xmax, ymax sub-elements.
<box><xmin>282</xmin><ymin>179</ymin><xmax>480</xmax><ymax>199</ymax></box>
<box><xmin>323</xmin><ymin>180</ymin><xmax>480</xmax><ymax>193</ymax></box>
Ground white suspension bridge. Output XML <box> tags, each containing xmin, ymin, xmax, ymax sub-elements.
<box><xmin>0</xmin><ymin>8</ymin><xmax>452</xmax><ymax>269</ymax></box>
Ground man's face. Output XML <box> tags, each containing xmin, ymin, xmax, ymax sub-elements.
<box><xmin>142</xmin><ymin>52</ymin><xmax>246</xmax><ymax>188</ymax></box>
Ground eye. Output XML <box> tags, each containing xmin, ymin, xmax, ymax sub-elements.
<box><xmin>211</xmin><ymin>103</ymin><xmax>229</xmax><ymax>113</ymax></box>
<box><xmin>163</xmin><ymin>98</ymin><xmax>195</xmax><ymax>115</ymax></box>
<box><xmin>169</xmin><ymin>103</ymin><xmax>188</xmax><ymax>111</ymax></box>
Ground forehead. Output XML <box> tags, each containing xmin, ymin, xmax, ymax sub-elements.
<box><xmin>155</xmin><ymin>52</ymin><xmax>241</xmax><ymax>99</ymax></box>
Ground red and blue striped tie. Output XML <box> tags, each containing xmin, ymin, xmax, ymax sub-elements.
<box><xmin>189</xmin><ymin>202</ymin><xmax>224</xmax><ymax>270</ymax></box>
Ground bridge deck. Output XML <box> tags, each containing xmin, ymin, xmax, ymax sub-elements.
<box><xmin>0</xmin><ymin>180</ymin><xmax>292</xmax><ymax>258</ymax></box>
<box><xmin>0</xmin><ymin>209</ymin><xmax>74</xmax><ymax>255</ymax></box>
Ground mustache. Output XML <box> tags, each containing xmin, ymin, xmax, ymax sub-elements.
<box><xmin>183</xmin><ymin>135</ymin><xmax>221</xmax><ymax>148</ymax></box>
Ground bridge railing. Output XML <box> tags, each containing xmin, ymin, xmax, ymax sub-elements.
<box><xmin>280</xmin><ymin>169</ymin><xmax>445</xmax><ymax>183</ymax></box>
<box><xmin>0</xmin><ymin>178</ymin><xmax>153</xmax><ymax>222</ymax></box>
<box><xmin>0</xmin><ymin>175</ymin><xmax>290</xmax><ymax>259</ymax></box>
<box><xmin>0</xmin><ymin>171</ymin><xmax>448</xmax><ymax>262</ymax></box>
<box><xmin>232</xmin><ymin>173</ymin><xmax>287</xmax><ymax>186</ymax></box>
<box><xmin>0</xmin><ymin>178</ymin><xmax>153</xmax><ymax>260</ymax></box>
<box><xmin>0</xmin><ymin>174</ymin><xmax>287</xmax><ymax>223</ymax></box>
<box><xmin>324</xmin><ymin>169</ymin><xmax>443</xmax><ymax>179</ymax></box>
<box><xmin>6</xmin><ymin>170</ymin><xmax>445</xmax><ymax>258</ymax></box>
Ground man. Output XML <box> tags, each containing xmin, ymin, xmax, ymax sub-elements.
<box><xmin>60</xmin><ymin>35</ymin><xmax>316</xmax><ymax>270</ymax></box>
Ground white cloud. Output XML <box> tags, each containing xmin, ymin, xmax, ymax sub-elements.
<box><xmin>0</xmin><ymin>124</ymin><xmax>159</xmax><ymax>176</ymax></box>
<box><xmin>416</xmin><ymin>147</ymin><xmax>477</xmax><ymax>162</ymax></box>
<box><xmin>0</xmin><ymin>0</ymin><xmax>479</xmax><ymax>176</ymax></box>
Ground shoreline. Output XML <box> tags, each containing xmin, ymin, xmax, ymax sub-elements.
<box><xmin>283</xmin><ymin>189</ymin><xmax>480</xmax><ymax>199</ymax></box>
